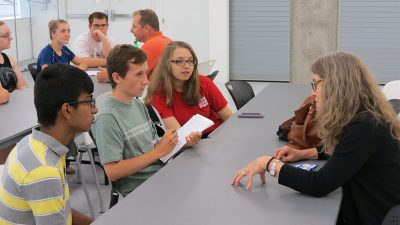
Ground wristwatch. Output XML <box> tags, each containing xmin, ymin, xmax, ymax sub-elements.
<box><xmin>269</xmin><ymin>159</ymin><xmax>279</xmax><ymax>177</ymax></box>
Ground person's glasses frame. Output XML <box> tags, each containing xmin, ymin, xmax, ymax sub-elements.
<box><xmin>67</xmin><ymin>98</ymin><xmax>96</xmax><ymax>108</ymax></box>
<box><xmin>92</xmin><ymin>24</ymin><xmax>109</xmax><ymax>29</ymax></box>
<box><xmin>170</xmin><ymin>59</ymin><xmax>197</xmax><ymax>67</ymax></box>
<box><xmin>311</xmin><ymin>79</ymin><xmax>324</xmax><ymax>91</ymax></box>
<box><xmin>0</xmin><ymin>32</ymin><xmax>12</xmax><ymax>39</ymax></box>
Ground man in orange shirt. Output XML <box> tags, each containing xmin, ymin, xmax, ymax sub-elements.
<box><xmin>97</xmin><ymin>9</ymin><xmax>171</xmax><ymax>82</ymax></box>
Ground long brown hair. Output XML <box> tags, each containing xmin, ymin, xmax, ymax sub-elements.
<box><xmin>145</xmin><ymin>41</ymin><xmax>201</xmax><ymax>107</ymax></box>
<box><xmin>312</xmin><ymin>51</ymin><xmax>400</xmax><ymax>154</ymax></box>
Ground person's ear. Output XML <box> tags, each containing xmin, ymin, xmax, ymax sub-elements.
<box><xmin>144</xmin><ymin>24</ymin><xmax>151</xmax><ymax>32</ymax></box>
<box><xmin>112</xmin><ymin>72</ymin><xmax>122</xmax><ymax>84</ymax></box>
<box><xmin>60</xmin><ymin>103</ymin><xmax>73</xmax><ymax>120</ymax></box>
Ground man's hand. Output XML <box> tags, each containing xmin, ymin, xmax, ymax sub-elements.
<box><xmin>155</xmin><ymin>129</ymin><xmax>179</xmax><ymax>157</ymax></box>
<box><xmin>93</xmin><ymin>29</ymin><xmax>107</xmax><ymax>41</ymax></box>
<box><xmin>96</xmin><ymin>68</ymin><xmax>109</xmax><ymax>82</ymax></box>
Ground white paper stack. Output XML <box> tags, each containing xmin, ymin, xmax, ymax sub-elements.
<box><xmin>160</xmin><ymin>114</ymin><xmax>214</xmax><ymax>163</ymax></box>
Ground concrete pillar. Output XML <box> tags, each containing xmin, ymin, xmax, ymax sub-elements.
<box><xmin>290</xmin><ymin>0</ymin><xmax>339</xmax><ymax>84</ymax></box>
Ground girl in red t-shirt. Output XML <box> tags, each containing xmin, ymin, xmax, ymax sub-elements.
<box><xmin>145</xmin><ymin>41</ymin><xmax>233</xmax><ymax>138</ymax></box>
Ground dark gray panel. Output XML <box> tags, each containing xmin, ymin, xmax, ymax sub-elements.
<box><xmin>339</xmin><ymin>0</ymin><xmax>400</xmax><ymax>83</ymax></box>
<box><xmin>230</xmin><ymin>0</ymin><xmax>291</xmax><ymax>81</ymax></box>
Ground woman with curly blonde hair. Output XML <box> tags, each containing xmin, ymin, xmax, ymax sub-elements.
<box><xmin>232</xmin><ymin>52</ymin><xmax>400</xmax><ymax>225</ymax></box>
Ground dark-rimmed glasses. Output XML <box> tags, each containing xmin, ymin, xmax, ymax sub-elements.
<box><xmin>311</xmin><ymin>79</ymin><xmax>324</xmax><ymax>91</ymax></box>
<box><xmin>68</xmin><ymin>98</ymin><xmax>96</xmax><ymax>108</ymax></box>
<box><xmin>92</xmin><ymin>24</ymin><xmax>108</xmax><ymax>29</ymax></box>
<box><xmin>171</xmin><ymin>59</ymin><xmax>197</xmax><ymax>67</ymax></box>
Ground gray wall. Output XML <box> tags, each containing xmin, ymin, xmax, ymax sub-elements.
<box><xmin>290</xmin><ymin>0</ymin><xmax>339</xmax><ymax>84</ymax></box>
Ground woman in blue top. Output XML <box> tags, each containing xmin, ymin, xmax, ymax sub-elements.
<box><xmin>37</xmin><ymin>20</ymin><xmax>88</xmax><ymax>72</ymax></box>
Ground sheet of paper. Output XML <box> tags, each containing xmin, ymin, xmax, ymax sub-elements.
<box><xmin>86</xmin><ymin>70</ymin><xmax>99</xmax><ymax>76</ymax></box>
<box><xmin>160</xmin><ymin>114</ymin><xmax>214</xmax><ymax>163</ymax></box>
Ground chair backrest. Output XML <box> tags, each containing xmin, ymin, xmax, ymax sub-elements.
<box><xmin>382</xmin><ymin>204</ymin><xmax>400</xmax><ymax>225</ymax></box>
<box><xmin>145</xmin><ymin>104</ymin><xmax>166</xmax><ymax>137</ymax></box>
<box><xmin>87</xmin><ymin>129</ymin><xmax>120</xmax><ymax>209</ymax></box>
<box><xmin>225</xmin><ymin>80</ymin><xmax>255</xmax><ymax>110</ymax></box>
<box><xmin>27</xmin><ymin>63</ymin><xmax>39</xmax><ymax>81</ymax></box>
<box><xmin>389</xmin><ymin>99</ymin><xmax>400</xmax><ymax>115</ymax></box>
<box><xmin>197</xmin><ymin>59</ymin><xmax>216</xmax><ymax>75</ymax></box>
<box><xmin>382</xmin><ymin>80</ymin><xmax>400</xmax><ymax>100</ymax></box>
<box><xmin>207</xmin><ymin>70</ymin><xmax>219</xmax><ymax>81</ymax></box>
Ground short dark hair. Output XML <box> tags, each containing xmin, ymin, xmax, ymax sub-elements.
<box><xmin>133</xmin><ymin>9</ymin><xmax>159</xmax><ymax>31</ymax></box>
<box><xmin>34</xmin><ymin>64</ymin><xmax>94</xmax><ymax>127</ymax></box>
<box><xmin>89</xmin><ymin>12</ymin><xmax>108</xmax><ymax>25</ymax></box>
<box><xmin>107</xmin><ymin>44</ymin><xmax>147</xmax><ymax>89</ymax></box>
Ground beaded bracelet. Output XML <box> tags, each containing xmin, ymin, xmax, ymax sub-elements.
<box><xmin>266</xmin><ymin>156</ymin><xmax>275</xmax><ymax>172</ymax></box>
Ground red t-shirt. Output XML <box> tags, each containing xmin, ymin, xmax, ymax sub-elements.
<box><xmin>151</xmin><ymin>76</ymin><xmax>228</xmax><ymax>135</ymax></box>
<box><xmin>141</xmin><ymin>32</ymin><xmax>172</xmax><ymax>79</ymax></box>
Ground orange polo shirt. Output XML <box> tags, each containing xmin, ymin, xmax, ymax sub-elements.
<box><xmin>141</xmin><ymin>32</ymin><xmax>172</xmax><ymax>79</ymax></box>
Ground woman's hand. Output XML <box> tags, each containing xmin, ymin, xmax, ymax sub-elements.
<box><xmin>231</xmin><ymin>156</ymin><xmax>272</xmax><ymax>189</ymax></box>
<box><xmin>184</xmin><ymin>132</ymin><xmax>202</xmax><ymax>148</ymax></box>
<box><xmin>274</xmin><ymin>145</ymin><xmax>318</xmax><ymax>162</ymax></box>
<box><xmin>78</xmin><ymin>62</ymin><xmax>88</xmax><ymax>71</ymax></box>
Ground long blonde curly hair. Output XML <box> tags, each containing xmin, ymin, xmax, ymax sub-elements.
<box><xmin>311</xmin><ymin>52</ymin><xmax>400</xmax><ymax>154</ymax></box>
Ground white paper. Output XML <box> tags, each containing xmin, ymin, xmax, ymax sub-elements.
<box><xmin>160</xmin><ymin>114</ymin><xmax>214</xmax><ymax>163</ymax></box>
<box><xmin>86</xmin><ymin>70</ymin><xmax>99</xmax><ymax>76</ymax></box>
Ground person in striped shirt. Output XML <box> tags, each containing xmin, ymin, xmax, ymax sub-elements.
<box><xmin>0</xmin><ymin>64</ymin><xmax>95</xmax><ymax>225</ymax></box>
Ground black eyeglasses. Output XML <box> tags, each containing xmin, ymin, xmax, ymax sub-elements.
<box><xmin>170</xmin><ymin>59</ymin><xmax>197</xmax><ymax>67</ymax></box>
<box><xmin>92</xmin><ymin>24</ymin><xmax>108</xmax><ymax>29</ymax></box>
<box><xmin>68</xmin><ymin>98</ymin><xmax>96</xmax><ymax>108</ymax></box>
<box><xmin>311</xmin><ymin>80</ymin><xmax>324</xmax><ymax>91</ymax></box>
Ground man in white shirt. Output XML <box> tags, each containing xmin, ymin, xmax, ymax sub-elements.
<box><xmin>72</xmin><ymin>12</ymin><xmax>116</xmax><ymax>67</ymax></box>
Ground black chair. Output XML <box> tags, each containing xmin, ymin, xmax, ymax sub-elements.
<box><xmin>389</xmin><ymin>99</ymin><xmax>400</xmax><ymax>115</ymax></box>
<box><xmin>87</xmin><ymin>131</ymin><xmax>120</xmax><ymax>209</ymax></box>
<box><xmin>382</xmin><ymin>204</ymin><xmax>400</xmax><ymax>225</ymax></box>
<box><xmin>109</xmin><ymin>183</ymin><xmax>120</xmax><ymax>209</ymax></box>
<box><xmin>207</xmin><ymin>70</ymin><xmax>219</xmax><ymax>81</ymax></box>
<box><xmin>27</xmin><ymin>63</ymin><xmax>39</xmax><ymax>81</ymax></box>
<box><xmin>145</xmin><ymin>104</ymin><xmax>165</xmax><ymax>137</ymax></box>
<box><xmin>84</xmin><ymin>130</ymin><xmax>109</xmax><ymax>185</ymax></box>
<box><xmin>225</xmin><ymin>80</ymin><xmax>255</xmax><ymax>110</ymax></box>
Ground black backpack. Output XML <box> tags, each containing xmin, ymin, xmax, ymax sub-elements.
<box><xmin>0</xmin><ymin>67</ymin><xmax>18</xmax><ymax>92</ymax></box>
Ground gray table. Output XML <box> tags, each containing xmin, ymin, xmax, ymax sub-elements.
<box><xmin>0</xmin><ymin>76</ymin><xmax>110</xmax><ymax>149</ymax></box>
<box><xmin>92</xmin><ymin>84</ymin><xmax>341</xmax><ymax>225</ymax></box>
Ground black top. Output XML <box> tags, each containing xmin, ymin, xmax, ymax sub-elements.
<box><xmin>279</xmin><ymin>113</ymin><xmax>400</xmax><ymax>225</ymax></box>
<box><xmin>0</xmin><ymin>52</ymin><xmax>12</xmax><ymax>68</ymax></box>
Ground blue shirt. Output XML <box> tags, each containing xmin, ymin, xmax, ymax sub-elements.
<box><xmin>37</xmin><ymin>44</ymin><xmax>75</xmax><ymax>72</ymax></box>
